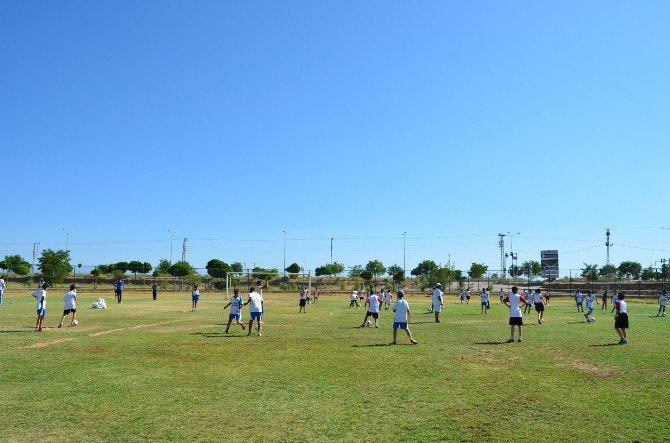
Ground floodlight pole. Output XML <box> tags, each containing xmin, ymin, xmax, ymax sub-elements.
<box><xmin>283</xmin><ymin>230</ymin><xmax>287</xmax><ymax>276</ymax></box>
<box><xmin>168</xmin><ymin>229</ymin><xmax>176</xmax><ymax>263</ymax></box>
<box><xmin>330</xmin><ymin>237</ymin><xmax>334</xmax><ymax>264</ymax></box>
<box><xmin>403</xmin><ymin>232</ymin><xmax>406</xmax><ymax>278</ymax></box>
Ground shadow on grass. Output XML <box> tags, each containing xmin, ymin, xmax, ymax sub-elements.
<box><xmin>351</xmin><ymin>343</ymin><xmax>411</xmax><ymax>347</ymax></box>
<box><xmin>473</xmin><ymin>341</ymin><xmax>506</xmax><ymax>345</ymax></box>
<box><xmin>191</xmin><ymin>332</ymin><xmax>244</xmax><ymax>338</ymax></box>
<box><xmin>588</xmin><ymin>342</ymin><xmax>622</xmax><ymax>347</ymax></box>
<box><xmin>411</xmin><ymin>321</ymin><xmax>441</xmax><ymax>325</ymax></box>
<box><xmin>566</xmin><ymin>321</ymin><xmax>587</xmax><ymax>324</ymax></box>
<box><xmin>0</xmin><ymin>330</ymin><xmax>26</xmax><ymax>333</ymax></box>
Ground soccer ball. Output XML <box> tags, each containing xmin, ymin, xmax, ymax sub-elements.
<box><xmin>72</xmin><ymin>320</ymin><xmax>79</xmax><ymax>326</ymax></box>
<box><xmin>590</xmin><ymin>317</ymin><xmax>596</xmax><ymax>322</ymax></box>
<box><xmin>366</xmin><ymin>320</ymin><xmax>371</xmax><ymax>326</ymax></box>
<box><xmin>663</xmin><ymin>312</ymin><xmax>667</xmax><ymax>317</ymax></box>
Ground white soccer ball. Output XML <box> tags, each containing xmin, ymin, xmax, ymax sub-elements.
<box><xmin>72</xmin><ymin>320</ymin><xmax>79</xmax><ymax>326</ymax></box>
<box><xmin>663</xmin><ymin>312</ymin><xmax>667</xmax><ymax>317</ymax></box>
<box><xmin>366</xmin><ymin>320</ymin><xmax>371</xmax><ymax>326</ymax></box>
<box><xmin>591</xmin><ymin>317</ymin><xmax>596</xmax><ymax>322</ymax></box>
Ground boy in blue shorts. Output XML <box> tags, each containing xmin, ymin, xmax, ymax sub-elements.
<box><xmin>191</xmin><ymin>285</ymin><xmax>200</xmax><ymax>311</ymax></box>
<box><xmin>390</xmin><ymin>291</ymin><xmax>417</xmax><ymax>345</ymax></box>
<box><xmin>244</xmin><ymin>286</ymin><xmax>264</xmax><ymax>337</ymax></box>
<box><xmin>224</xmin><ymin>289</ymin><xmax>245</xmax><ymax>333</ymax></box>
<box><xmin>32</xmin><ymin>283</ymin><xmax>49</xmax><ymax>332</ymax></box>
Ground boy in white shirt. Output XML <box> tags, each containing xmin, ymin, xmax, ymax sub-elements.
<box><xmin>224</xmin><ymin>288</ymin><xmax>246</xmax><ymax>333</ymax></box>
<box><xmin>533</xmin><ymin>289</ymin><xmax>545</xmax><ymax>324</ymax></box>
<box><xmin>432</xmin><ymin>283</ymin><xmax>444</xmax><ymax>322</ymax></box>
<box><xmin>480</xmin><ymin>289</ymin><xmax>490</xmax><ymax>314</ymax></box>
<box><xmin>614</xmin><ymin>292</ymin><xmax>629</xmax><ymax>344</ymax></box>
<box><xmin>191</xmin><ymin>285</ymin><xmax>200</xmax><ymax>311</ymax></box>
<box><xmin>384</xmin><ymin>289</ymin><xmax>392</xmax><ymax>310</ymax></box>
<box><xmin>657</xmin><ymin>290</ymin><xmax>668</xmax><ymax>317</ymax></box>
<box><xmin>583</xmin><ymin>290</ymin><xmax>597</xmax><ymax>323</ymax></box>
<box><xmin>32</xmin><ymin>283</ymin><xmax>49</xmax><ymax>332</ymax></box>
<box><xmin>503</xmin><ymin>286</ymin><xmax>525</xmax><ymax>343</ymax></box>
<box><xmin>575</xmin><ymin>289</ymin><xmax>584</xmax><ymax>313</ymax></box>
<box><xmin>523</xmin><ymin>290</ymin><xmax>533</xmax><ymax>314</ymax></box>
<box><xmin>244</xmin><ymin>286</ymin><xmax>264</xmax><ymax>337</ymax></box>
<box><xmin>0</xmin><ymin>274</ymin><xmax>5</xmax><ymax>304</ymax></box>
<box><xmin>58</xmin><ymin>284</ymin><xmax>78</xmax><ymax>328</ymax></box>
<box><xmin>299</xmin><ymin>287</ymin><xmax>308</xmax><ymax>313</ymax></box>
<box><xmin>361</xmin><ymin>291</ymin><xmax>381</xmax><ymax>328</ymax></box>
<box><xmin>349</xmin><ymin>290</ymin><xmax>360</xmax><ymax>308</ymax></box>
<box><xmin>390</xmin><ymin>291</ymin><xmax>417</xmax><ymax>345</ymax></box>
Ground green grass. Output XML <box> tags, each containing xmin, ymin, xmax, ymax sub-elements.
<box><xmin>0</xmin><ymin>290</ymin><xmax>667</xmax><ymax>442</ymax></box>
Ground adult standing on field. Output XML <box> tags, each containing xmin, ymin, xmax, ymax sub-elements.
<box><xmin>114</xmin><ymin>277</ymin><xmax>125</xmax><ymax>304</ymax></box>
<box><xmin>432</xmin><ymin>283</ymin><xmax>444</xmax><ymax>323</ymax></box>
<box><xmin>244</xmin><ymin>286</ymin><xmax>264</xmax><ymax>337</ymax></box>
<box><xmin>152</xmin><ymin>280</ymin><xmax>158</xmax><ymax>301</ymax></box>
<box><xmin>0</xmin><ymin>274</ymin><xmax>5</xmax><ymax>304</ymax></box>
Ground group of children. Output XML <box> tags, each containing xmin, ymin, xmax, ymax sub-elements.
<box><xmin>27</xmin><ymin>282</ymin><xmax>79</xmax><ymax>332</ymax></box>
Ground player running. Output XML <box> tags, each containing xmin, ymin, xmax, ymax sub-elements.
<box><xmin>58</xmin><ymin>284</ymin><xmax>78</xmax><ymax>328</ymax></box>
<box><xmin>575</xmin><ymin>289</ymin><xmax>584</xmax><ymax>313</ymax></box>
<box><xmin>480</xmin><ymin>289</ymin><xmax>490</xmax><ymax>314</ymax></box>
<box><xmin>533</xmin><ymin>288</ymin><xmax>545</xmax><ymax>324</ymax></box>
<box><xmin>583</xmin><ymin>290</ymin><xmax>597</xmax><ymax>323</ymax></box>
<box><xmin>384</xmin><ymin>288</ymin><xmax>392</xmax><ymax>309</ymax></box>
<box><xmin>349</xmin><ymin>290</ymin><xmax>360</xmax><ymax>308</ymax></box>
<box><xmin>361</xmin><ymin>290</ymin><xmax>381</xmax><ymax>328</ymax></box>
<box><xmin>657</xmin><ymin>290</ymin><xmax>668</xmax><ymax>317</ymax></box>
<box><xmin>224</xmin><ymin>289</ymin><xmax>246</xmax><ymax>333</ymax></box>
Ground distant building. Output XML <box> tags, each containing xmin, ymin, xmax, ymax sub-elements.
<box><xmin>541</xmin><ymin>250</ymin><xmax>559</xmax><ymax>280</ymax></box>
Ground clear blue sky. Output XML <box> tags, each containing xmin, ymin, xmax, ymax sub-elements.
<box><xmin>2</xmin><ymin>1</ymin><xmax>669</xmax><ymax>275</ymax></box>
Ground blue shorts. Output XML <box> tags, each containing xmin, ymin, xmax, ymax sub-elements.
<box><xmin>229</xmin><ymin>313</ymin><xmax>241</xmax><ymax>320</ymax></box>
<box><xmin>37</xmin><ymin>308</ymin><xmax>46</xmax><ymax>316</ymax></box>
<box><xmin>393</xmin><ymin>321</ymin><xmax>408</xmax><ymax>330</ymax></box>
<box><xmin>481</xmin><ymin>301</ymin><xmax>488</xmax><ymax>306</ymax></box>
<box><xmin>250</xmin><ymin>312</ymin><xmax>262</xmax><ymax>320</ymax></box>
<box><xmin>192</xmin><ymin>295</ymin><xmax>199</xmax><ymax>302</ymax></box>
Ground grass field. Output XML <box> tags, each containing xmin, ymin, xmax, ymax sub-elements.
<box><xmin>0</xmin><ymin>289</ymin><xmax>668</xmax><ymax>442</ymax></box>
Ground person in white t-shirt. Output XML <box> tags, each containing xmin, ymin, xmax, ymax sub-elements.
<box><xmin>361</xmin><ymin>291</ymin><xmax>381</xmax><ymax>328</ymax></box>
<box><xmin>611</xmin><ymin>291</ymin><xmax>619</xmax><ymax>313</ymax></box>
<box><xmin>532</xmin><ymin>289</ymin><xmax>545</xmax><ymax>324</ymax></box>
<box><xmin>498</xmin><ymin>289</ymin><xmax>505</xmax><ymax>304</ymax></box>
<box><xmin>299</xmin><ymin>287</ymin><xmax>308</xmax><ymax>313</ymax></box>
<box><xmin>349</xmin><ymin>290</ymin><xmax>360</xmax><ymax>308</ymax></box>
<box><xmin>384</xmin><ymin>289</ymin><xmax>392</xmax><ymax>309</ymax></box>
<box><xmin>224</xmin><ymin>288</ymin><xmax>246</xmax><ymax>333</ymax></box>
<box><xmin>313</xmin><ymin>287</ymin><xmax>320</xmax><ymax>304</ymax></box>
<box><xmin>58</xmin><ymin>284</ymin><xmax>78</xmax><ymax>328</ymax></box>
<box><xmin>432</xmin><ymin>284</ymin><xmax>444</xmax><ymax>323</ymax></box>
<box><xmin>480</xmin><ymin>289</ymin><xmax>490</xmax><ymax>314</ymax></box>
<box><xmin>657</xmin><ymin>290</ymin><xmax>668</xmax><ymax>317</ymax></box>
<box><xmin>191</xmin><ymin>285</ymin><xmax>201</xmax><ymax>311</ymax></box>
<box><xmin>614</xmin><ymin>292</ymin><xmax>629</xmax><ymax>344</ymax></box>
<box><xmin>244</xmin><ymin>286</ymin><xmax>264</xmax><ymax>337</ymax></box>
<box><xmin>583</xmin><ymin>290</ymin><xmax>598</xmax><ymax>323</ymax></box>
<box><xmin>503</xmin><ymin>286</ymin><xmax>526</xmax><ymax>343</ymax></box>
<box><xmin>0</xmin><ymin>275</ymin><xmax>6</xmax><ymax>304</ymax></box>
<box><xmin>32</xmin><ymin>282</ymin><xmax>49</xmax><ymax>332</ymax></box>
<box><xmin>390</xmin><ymin>291</ymin><xmax>417</xmax><ymax>345</ymax></box>
<box><xmin>575</xmin><ymin>289</ymin><xmax>584</xmax><ymax>313</ymax></box>
<box><xmin>523</xmin><ymin>290</ymin><xmax>533</xmax><ymax>314</ymax></box>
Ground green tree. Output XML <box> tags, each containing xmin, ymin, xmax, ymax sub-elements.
<box><xmin>411</xmin><ymin>260</ymin><xmax>438</xmax><ymax>276</ymax></box>
<box><xmin>581</xmin><ymin>264</ymin><xmax>599</xmax><ymax>282</ymax></box>
<box><xmin>38</xmin><ymin>249</ymin><xmax>73</xmax><ymax>284</ymax></box>
<box><xmin>114</xmin><ymin>261</ymin><xmax>129</xmax><ymax>274</ymax></box>
<box><xmin>90</xmin><ymin>268</ymin><xmax>102</xmax><ymax>277</ymax></box>
<box><xmin>330</xmin><ymin>262</ymin><xmax>345</xmax><ymax>276</ymax></box>
<box><xmin>599</xmin><ymin>264</ymin><xmax>618</xmax><ymax>278</ymax></box>
<box><xmin>112</xmin><ymin>269</ymin><xmax>126</xmax><ymax>279</ymax></box>
<box><xmin>153</xmin><ymin>259</ymin><xmax>172</xmax><ymax>277</ymax></box>
<box><xmin>140</xmin><ymin>262</ymin><xmax>152</xmax><ymax>274</ymax></box>
<box><xmin>206</xmin><ymin>259</ymin><xmax>232</xmax><ymax>279</ymax></box>
<box><xmin>348</xmin><ymin>265</ymin><xmax>363</xmax><ymax>278</ymax></box>
<box><xmin>127</xmin><ymin>260</ymin><xmax>145</xmax><ymax>278</ymax></box>
<box><xmin>509</xmin><ymin>264</ymin><xmax>523</xmax><ymax>278</ymax></box>
<box><xmin>359</xmin><ymin>270</ymin><xmax>373</xmax><ymax>282</ymax></box>
<box><xmin>285</xmin><ymin>263</ymin><xmax>301</xmax><ymax>274</ymax></box>
<box><xmin>392</xmin><ymin>270</ymin><xmax>405</xmax><ymax>284</ymax></box>
<box><xmin>231</xmin><ymin>262</ymin><xmax>243</xmax><ymax>273</ymax></box>
<box><xmin>387</xmin><ymin>264</ymin><xmax>403</xmax><ymax>277</ymax></box>
<box><xmin>168</xmin><ymin>261</ymin><xmax>195</xmax><ymax>277</ymax></box>
<box><xmin>252</xmin><ymin>267</ymin><xmax>278</xmax><ymax>281</ymax></box>
<box><xmin>0</xmin><ymin>255</ymin><xmax>31</xmax><ymax>276</ymax></box>
<box><xmin>521</xmin><ymin>261</ymin><xmax>542</xmax><ymax>280</ymax></box>
<box><xmin>315</xmin><ymin>264</ymin><xmax>333</xmax><ymax>277</ymax></box>
<box><xmin>618</xmin><ymin>261</ymin><xmax>642</xmax><ymax>280</ymax></box>
<box><xmin>365</xmin><ymin>260</ymin><xmax>386</xmax><ymax>278</ymax></box>
<box><xmin>468</xmin><ymin>263</ymin><xmax>488</xmax><ymax>280</ymax></box>
<box><xmin>641</xmin><ymin>266</ymin><xmax>659</xmax><ymax>281</ymax></box>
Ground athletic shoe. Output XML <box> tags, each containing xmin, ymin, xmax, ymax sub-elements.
<box><xmin>621</xmin><ymin>338</ymin><xmax>628</xmax><ymax>344</ymax></box>
<box><xmin>538</xmin><ymin>319</ymin><xmax>541</xmax><ymax>324</ymax></box>
<box><xmin>506</xmin><ymin>338</ymin><xmax>514</xmax><ymax>343</ymax></box>
<box><xmin>374</xmin><ymin>325</ymin><xmax>379</xmax><ymax>328</ymax></box>
<box><xmin>241</xmin><ymin>325</ymin><xmax>245</xmax><ymax>330</ymax></box>
<box><xmin>58</xmin><ymin>323</ymin><xmax>63</xmax><ymax>328</ymax></box>
<box><xmin>258</xmin><ymin>333</ymin><xmax>262</xmax><ymax>337</ymax></box>
<box><xmin>435</xmin><ymin>320</ymin><xmax>441</xmax><ymax>323</ymax></box>
<box><xmin>389</xmin><ymin>341</ymin><xmax>397</xmax><ymax>345</ymax></box>
<box><xmin>618</xmin><ymin>338</ymin><xmax>625</xmax><ymax>344</ymax></box>
<box><xmin>410</xmin><ymin>339</ymin><xmax>417</xmax><ymax>344</ymax></box>
<box><xmin>38</xmin><ymin>328</ymin><xmax>42</xmax><ymax>332</ymax></box>
<box><xmin>517</xmin><ymin>338</ymin><xmax>523</xmax><ymax>343</ymax></box>
<box><xmin>247</xmin><ymin>332</ymin><xmax>252</xmax><ymax>337</ymax></box>
<box><xmin>225</xmin><ymin>330</ymin><xmax>229</xmax><ymax>334</ymax></box>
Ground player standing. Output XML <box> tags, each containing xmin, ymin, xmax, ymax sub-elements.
<box><xmin>390</xmin><ymin>290</ymin><xmax>417</xmax><ymax>345</ymax></box>
<box><xmin>480</xmin><ymin>288</ymin><xmax>489</xmax><ymax>314</ymax></box>
<box><xmin>58</xmin><ymin>284</ymin><xmax>78</xmax><ymax>328</ymax></box>
<box><xmin>152</xmin><ymin>280</ymin><xmax>158</xmax><ymax>301</ymax></box>
<box><xmin>361</xmin><ymin>290</ymin><xmax>381</xmax><ymax>328</ymax></box>
<box><xmin>114</xmin><ymin>277</ymin><xmax>125</xmax><ymax>304</ymax></box>
<box><xmin>533</xmin><ymin>289</ymin><xmax>545</xmax><ymax>324</ymax></box>
<box><xmin>575</xmin><ymin>289</ymin><xmax>584</xmax><ymax>313</ymax></box>
<box><xmin>299</xmin><ymin>287</ymin><xmax>308</xmax><ymax>313</ymax></box>
<box><xmin>384</xmin><ymin>289</ymin><xmax>392</xmax><ymax>310</ymax></box>
<box><xmin>313</xmin><ymin>286</ymin><xmax>319</xmax><ymax>304</ymax></box>
<box><xmin>191</xmin><ymin>285</ymin><xmax>200</xmax><ymax>311</ymax></box>
<box><xmin>498</xmin><ymin>288</ymin><xmax>505</xmax><ymax>304</ymax></box>
<box><xmin>244</xmin><ymin>286</ymin><xmax>264</xmax><ymax>337</ymax></box>
<box><xmin>614</xmin><ymin>292</ymin><xmax>629</xmax><ymax>344</ymax></box>
<box><xmin>503</xmin><ymin>286</ymin><xmax>525</xmax><ymax>343</ymax></box>
<box><xmin>224</xmin><ymin>288</ymin><xmax>245</xmax><ymax>333</ymax></box>
<box><xmin>0</xmin><ymin>274</ymin><xmax>5</xmax><ymax>304</ymax></box>
<box><xmin>432</xmin><ymin>283</ymin><xmax>444</xmax><ymax>322</ymax></box>
<box><xmin>32</xmin><ymin>283</ymin><xmax>49</xmax><ymax>332</ymax></box>
<box><xmin>601</xmin><ymin>291</ymin><xmax>608</xmax><ymax>310</ymax></box>
<box><xmin>657</xmin><ymin>290</ymin><xmax>668</xmax><ymax>317</ymax></box>
<box><xmin>349</xmin><ymin>290</ymin><xmax>359</xmax><ymax>308</ymax></box>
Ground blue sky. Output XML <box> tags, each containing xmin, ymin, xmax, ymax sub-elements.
<box><xmin>1</xmin><ymin>1</ymin><xmax>669</xmax><ymax>275</ymax></box>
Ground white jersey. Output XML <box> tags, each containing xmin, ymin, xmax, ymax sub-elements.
<box><xmin>504</xmin><ymin>293</ymin><xmax>524</xmax><ymax>318</ymax></box>
<box><xmin>230</xmin><ymin>295</ymin><xmax>243</xmax><ymax>314</ymax></box>
<box><xmin>0</xmin><ymin>278</ymin><xmax>5</xmax><ymax>292</ymax></box>
<box><xmin>393</xmin><ymin>299</ymin><xmax>410</xmax><ymax>322</ymax></box>
<box><xmin>480</xmin><ymin>291</ymin><xmax>489</xmax><ymax>303</ymax></box>
<box><xmin>248</xmin><ymin>291</ymin><xmax>263</xmax><ymax>313</ymax></box>
<box><xmin>585</xmin><ymin>294</ymin><xmax>596</xmax><ymax>309</ymax></box>
<box><xmin>351</xmin><ymin>291</ymin><xmax>358</xmax><ymax>301</ymax></box>
<box><xmin>32</xmin><ymin>289</ymin><xmax>46</xmax><ymax>310</ymax></box>
<box><xmin>300</xmin><ymin>290</ymin><xmax>307</xmax><ymax>300</ymax></box>
<box><xmin>499</xmin><ymin>290</ymin><xmax>505</xmax><ymax>299</ymax></box>
<box><xmin>575</xmin><ymin>292</ymin><xmax>583</xmax><ymax>302</ymax></box>
<box><xmin>659</xmin><ymin>294</ymin><xmax>668</xmax><ymax>307</ymax></box>
<box><xmin>384</xmin><ymin>292</ymin><xmax>392</xmax><ymax>303</ymax></box>
<box><xmin>533</xmin><ymin>292</ymin><xmax>543</xmax><ymax>303</ymax></box>
<box><xmin>432</xmin><ymin>288</ymin><xmax>444</xmax><ymax>310</ymax></box>
<box><xmin>367</xmin><ymin>294</ymin><xmax>380</xmax><ymax>313</ymax></box>
<box><xmin>616</xmin><ymin>300</ymin><xmax>628</xmax><ymax>314</ymax></box>
<box><xmin>63</xmin><ymin>290</ymin><xmax>77</xmax><ymax>310</ymax></box>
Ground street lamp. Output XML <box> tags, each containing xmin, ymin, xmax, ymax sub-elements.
<box><xmin>330</xmin><ymin>237</ymin><xmax>334</xmax><ymax>265</ymax></box>
<box><xmin>402</xmin><ymin>232</ymin><xmax>406</xmax><ymax>278</ymax></box>
<box><xmin>168</xmin><ymin>229</ymin><xmax>176</xmax><ymax>263</ymax></box>
<box><xmin>62</xmin><ymin>228</ymin><xmax>73</xmax><ymax>252</ymax></box>
<box><xmin>283</xmin><ymin>230</ymin><xmax>287</xmax><ymax>276</ymax></box>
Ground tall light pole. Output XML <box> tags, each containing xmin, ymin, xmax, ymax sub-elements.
<box><xmin>402</xmin><ymin>232</ymin><xmax>406</xmax><ymax>278</ymax></box>
<box><xmin>330</xmin><ymin>237</ymin><xmax>334</xmax><ymax>264</ymax></box>
<box><xmin>168</xmin><ymin>229</ymin><xmax>176</xmax><ymax>263</ymax></box>
<box><xmin>62</xmin><ymin>228</ymin><xmax>72</xmax><ymax>252</ymax></box>
<box><xmin>283</xmin><ymin>230</ymin><xmax>287</xmax><ymax>276</ymax></box>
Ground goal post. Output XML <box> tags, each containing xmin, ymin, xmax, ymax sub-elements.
<box><xmin>225</xmin><ymin>271</ymin><xmax>312</xmax><ymax>299</ymax></box>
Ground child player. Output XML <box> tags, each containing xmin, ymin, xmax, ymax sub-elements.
<box><xmin>32</xmin><ymin>283</ymin><xmax>49</xmax><ymax>332</ymax></box>
<box><xmin>432</xmin><ymin>283</ymin><xmax>444</xmax><ymax>322</ymax></box>
<box><xmin>523</xmin><ymin>290</ymin><xmax>533</xmax><ymax>314</ymax></box>
<box><xmin>244</xmin><ymin>286</ymin><xmax>264</xmax><ymax>337</ymax></box>
<box><xmin>299</xmin><ymin>287</ymin><xmax>308</xmax><ymax>313</ymax></box>
<box><xmin>480</xmin><ymin>288</ymin><xmax>489</xmax><ymax>314</ymax></box>
<box><xmin>361</xmin><ymin>290</ymin><xmax>380</xmax><ymax>328</ymax></box>
<box><xmin>583</xmin><ymin>290</ymin><xmax>597</xmax><ymax>323</ymax></box>
<box><xmin>0</xmin><ymin>274</ymin><xmax>5</xmax><ymax>304</ymax></box>
<box><xmin>114</xmin><ymin>277</ymin><xmax>125</xmax><ymax>304</ymax></box>
<box><xmin>58</xmin><ymin>284</ymin><xmax>78</xmax><ymax>328</ymax></box>
<box><xmin>503</xmin><ymin>286</ymin><xmax>525</xmax><ymax>343</ymax></box>
<box><xmin>614</xmin><ymin>292</ymin><xmax>629</xmax><ymax>344</ymax></box>
<box><xmin>533</xmin><ymin>288</ymin><xmax>545</xmax><ymax>324</ymax></box>
<box><xmin>224</xmin><ymin>288</ymin><xmax>245</xmax><ymax>333</ymax></box>
<box><xmin>191</xmin><ymin>285</ymin><xmax>200</xmax><ymax>311</ymax></box>
<box><xmin>601</xmin><ymin>290</ymin><xmax>608</xmax><ymax>310</ymax></box>
<box><xmin>657</xmin><ymin>290</ymin><xmax>668</xmax><ymax>317</ymax></box>
<box><xmin>390</xmin><ymin>290</ymin><xmax>417</xmax><ymax>345</ymax></box>
<box><xmin>349</xmin><ymin>290</ymin><xmax>359</xmax><ymax>308</ymax></box>
<box><xmin>384</xmin><ymin>288</ymin><xmax>392</xmax><ymax>310</ymax></box>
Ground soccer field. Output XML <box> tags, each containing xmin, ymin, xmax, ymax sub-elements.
<box><xmin>1</xmin><ymin>290</ymin><xmax>667</xmax><ymax>442</ymax></box>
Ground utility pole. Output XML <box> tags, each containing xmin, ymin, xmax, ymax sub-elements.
<box><xmin>606</xmin><ymin>228</ymin><xmax>612</xmax><ymax>264</ymax></box>
<box><xmin>283</xmin><ymin>230</ymin><xmax>287</xmax><ymax>276</ymax></box>
<box><xmin>498</xmin><ymin>233</ymin><xmax>506</xmax><ymax>281</ymax></box>
<box><xmin>330</xmin><ymin>237</ymin><xmax>334</xmax><ymax>264</ymax></box>
<box><xmin>402</xmin><ymin>232</ymin><xmax>406</xmax><ymax>278</ymax></box>
<box><xmin>31</xmin><ymin>242</ymin><xmax>40</xmax><ymax>276</ymax></box>
<box><xmin>181</xmin><ymin>238</ymin><xmax>187</xmax><ymax>262</ymax></box>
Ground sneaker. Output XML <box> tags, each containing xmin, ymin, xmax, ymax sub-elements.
<box><xmin>38</xmin><ymin>328</ymin><xmax>43</xmax><ymax>332</ymax></box>
<box><xmin>58</xmin><ymin>323</ymin><xmax>63</xmax><ymax>328</ymax></box>
<box><xmin>506</xmin><ymin>338</ymin><xmax>514</xmax><ymax>343</ymax></box>
<box><xmin>374</xmin><ymin>325</ymin><xmax>379</xmax><ymax>328</ymax></box>
<box><xmin>410</xmin><ymin>339</ymin><xmax>418</xmax><ymax>344</ymax></box>
<box><xmin>258</xmin><ymin>333</ymin><xmax>262</xmax><ymax>337</ymax></box>
<box><xmin>247</xmin><ymin>332</ymin><xmax>252</xmax><ymax>337</ymax></box>
<box><xmin>241</xmin><ymin>325</ymin><xmax>245</xmax><ymax>330</ymax></box>
<box><xmin>618</xmin><ymin>338</ymin><xmax>625</xmax><ymax>344</ymax></box>
<box><xmin>621</xmin><ymin>338</ymin><xmax>628</xmax><ymax>344</ymax></box>
<box><xmin>389</xmin><ymin>341</ymin><xmax>397</xmax><ymax>345</ymax></box>
<box><xmin>538</xmin><ymin>319</ymin><xmax>541</xmax><ymax>324</ymax></box>
<box><xmin>517</xmin><ymin>338</ymin><xmax>523</xmax><ymax>343</ymax></box>
<box><xmin>435</xmin><ymin>320</ymin><xmax>441</xmax><ymax>323</ymax></box>
<box><xmin>225</xmin><ymin>330</ymin><xmax>229</xmax><ymax>334</ymax></box>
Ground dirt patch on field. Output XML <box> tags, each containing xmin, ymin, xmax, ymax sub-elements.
<box><xmin>556</xmin><ymin>360</ymin><xmax>612</xmax><ymax>376</ymax></box>
<box><xmin>88</xmin><ymin>320</ymin><xmax>180</xmax><ymax>337</ymax></box>
<box><xmin>78</xmin><ymin>345</ymin><xmax>105</xmax><ymax>354</ymax></box>
<box><xmin>89</xmin><ymin>328</ymin><xmax>125</xmax><ymax>337</ymax></box>
<box><xmin>17</xmin><ymin>338</ymin><xmax>75</xmax><ymax>349</ymax></box>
